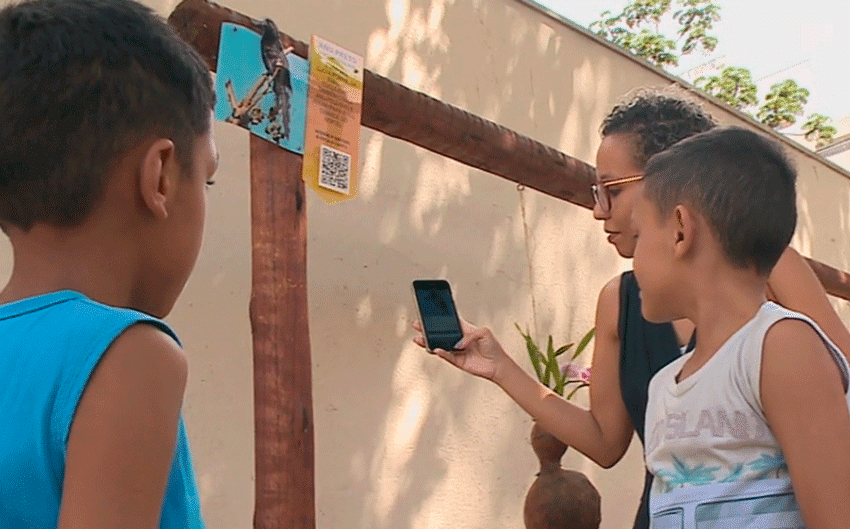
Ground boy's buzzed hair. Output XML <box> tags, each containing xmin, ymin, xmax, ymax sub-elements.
<box><xmin>643</xmin><ymin>126</ymin><xmax>797</xmax><ymax>276</ymax></box>
<box><xmin>0</xmin><ymin>0</ymin><xmax>215</xmax><ymax>230</ymax></box>
<box><xmin>601</xmin><ymin>88</ymin><xmax>717</xmax><ymax>166</ymax></box>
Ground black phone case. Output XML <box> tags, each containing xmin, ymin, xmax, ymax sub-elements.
<box><xmin>413</xmin><ymin>280</ymin><xmax>463</xmax><ymax>351</ymax></box>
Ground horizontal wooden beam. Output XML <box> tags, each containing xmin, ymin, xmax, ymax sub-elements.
<box><xmin>805</xmin><ymin>257</ymin><xmax>850</xmax><ymax>302</ymax></box>
<box><xmin>168</xmin><ymin>0</ymin><xmax>850</xmax><ymax>303</ymax></box>
<box><xmin>168</xmin><ymin>0</ymin><xmax>596</xmax><ymax>207</ymax></box>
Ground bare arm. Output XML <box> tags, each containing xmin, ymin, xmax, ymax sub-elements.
<box><xmin>58</xmin><ymin>324</ymin><xmax>189</xmax><ymax>529</ymax></box>
<box><xmin>762</xmin><ymin>319</ymin><xmax>850</xmax><ymax>528</ymax></box>
<box><xmin>415</xmin><ymin>276</ymin><xmax>635</xmax><ymax>468</ymax></box>
<box><xmin>494</xmin><ymin>277</ymin><xmax>635</xmax><ymax>467</ymax></box>
<box><xmin>767</xmin><ymin>246</ymin><xmax>850</xmax><ymax>360</ymax></box>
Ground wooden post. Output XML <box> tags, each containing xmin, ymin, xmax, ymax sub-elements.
<box><xmin>248</xmin><ymin>135</ymin><xmax>314</xmax><ymax>529</ymax></box>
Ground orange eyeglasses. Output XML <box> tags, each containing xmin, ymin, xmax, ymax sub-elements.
<box><xmin>591</xmin><ymin>174</ymin><xmax>644</xmax><ymax>213</ymax></box>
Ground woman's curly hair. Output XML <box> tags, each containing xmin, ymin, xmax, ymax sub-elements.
<box><xmin>601</xmin><ymin>88</ymin><xmax>717</xmax><ymax>166</ymax></box>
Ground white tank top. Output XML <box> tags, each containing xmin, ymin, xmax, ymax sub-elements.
<box><xmin>644</xmin><ymin>302</ymin><xmax>850</xmax><ymax>527</ymax></box>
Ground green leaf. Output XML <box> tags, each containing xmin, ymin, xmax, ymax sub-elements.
<box><xmin>572</xmin><ymin>327</ymin><xmax>596</xmax><ymax>361</ymax></box>
<box><xmin>542</xmin><ymin>336</ymin><xmax>557</xmax><ymax>387</ymax></box>
<box><xmin>516</xmin><ymin>323</ymin><xmax>544</xmax><ymax>382</ymax></box>
<box><xmin>528</xmin><ymin>341</ymin><xmax>544</xmax><ymax>381</ymax></box>
<box><xmin>554</xmin><ymin>369</ymin><xmax>567</xmax><ymax>396</ymax></box>
<box><xmin>554</xmin><ymin>343</ymin><xmax>573</xmax><ymax>357</ymax></box>
<box><xmin>515</xmin><ymin>326</ymin><xmax>594</xmax><ymax>396</ymax></box>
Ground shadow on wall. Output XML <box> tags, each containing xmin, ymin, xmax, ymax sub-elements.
<box><xmin>795</xmin><ymin>162</ymin><xmax>850</xmax><ymax>268</ymax></box>
<box><xmin>303</xmin><ymin>0</ymin><xmax>643</xmax><ymax>528</ymax></box>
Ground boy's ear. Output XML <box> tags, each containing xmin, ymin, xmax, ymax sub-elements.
<box><xmin>671</xmin><ymin>204</ymin><xmax>697</xmax><ymax>259</ymax></box>
<box><xmin>138</xmin><ymin>139</ymin><xmax>178</xmax><ymax>220</ymax></box>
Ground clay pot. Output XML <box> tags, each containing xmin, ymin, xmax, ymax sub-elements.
<box><xmin>523</xmin><ymin>422</ymin><xmax>601</xmax><ymax>529</ymax></box>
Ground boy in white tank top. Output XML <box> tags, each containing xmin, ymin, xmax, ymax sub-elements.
<box><xmin>631</xmin><ymin>127</ymin><xmax>850</xmax><ymax>528</ymax></box>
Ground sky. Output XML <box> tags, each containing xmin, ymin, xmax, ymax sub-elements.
<box><xmin>534</xmin><ymin>0</ymin><xmax>850</xmax><ymax>123</ymax></box>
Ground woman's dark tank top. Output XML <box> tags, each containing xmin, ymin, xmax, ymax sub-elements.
<box><xmin>618</xmin><ymin>271</ymin><xmax>695</xmax><ymax>529</ymax></box>
<box><xmin>618</xmin><ymin>271</ymin><xmax>685</xmax><ymax>443</ymax></box>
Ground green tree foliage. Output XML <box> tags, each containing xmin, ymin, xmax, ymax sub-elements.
<box><xmin>674</xmin><ymin>0</ymin><xmax>721</xmax><ymax>54</ymax></box>
<box><xmin>617</xmin><ymin>29</ymin><xmax>678</xmax><ymax>67</ymax></box>
<box><xmin>591</xmin><ymin>1</ymin><xmax>835</xmax><ymax>146</ymax></box>
<box><xmin>802</xmin><ymin>113</ymin><xmax>837</xmax><ymax>148</ymax></box>
<box><xmin>756</xmin><ymin>79</ymin><xmax>809</xmax><ymax>129</ymax></box>
<box><xmin>589</xmin><ymin>0</ymin><xmax>719</xmax><ymax>68</ymax></box>
<box><xmin>695</xmin><ymin>66</ymin><xmax>758</xmax><ymax>110</ymax></box>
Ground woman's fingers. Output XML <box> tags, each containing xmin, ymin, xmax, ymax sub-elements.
<box><xmin>435</xmin><ymin>348</ymin><xmax>463</xmax><ymax>366</ymax></box>
<box><xmin>454</xmin><ymin>326</ymin><xmax>488</xmax><ymax>351</ymax></box>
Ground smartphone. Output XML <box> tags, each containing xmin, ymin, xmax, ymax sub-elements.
<box><xmin>412</xmin><ymin>279</ymin><xmax>464</xmax><ymax>352</ymax></box>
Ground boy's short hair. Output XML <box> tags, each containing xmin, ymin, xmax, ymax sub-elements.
<box><xmin>643</xmin><ymin>126</ymin><xmax>796</xmax><ymax>276</ymax></box>
<box><xmin>601</xmin><ymin>88</ymin><xmax>717</xmax><ymax>166</ymax></box>
<box><xmin>0</xmin><ymin>0</ymin><xmax>215</xmax><ymax>230</ymax></box>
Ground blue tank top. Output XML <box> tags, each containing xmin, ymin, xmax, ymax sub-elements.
<box><xmin>0</xmin><ymin>290</ymin><xmax>204</xmax><ymax>528</ymax></box>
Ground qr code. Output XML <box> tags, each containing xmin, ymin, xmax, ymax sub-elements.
<box><xmin>319</xmin><ymin>145</ymin><xmax>351</xmax><ymax>194</ymax></box>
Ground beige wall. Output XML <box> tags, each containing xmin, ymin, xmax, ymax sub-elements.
<box><xmin>1</xmin><ymin>1</ymin><xmax>849</xmax><ymax>528</ymax></box>
<box><xmin>824</xmin><ymin>143</ymin><xmax>850</xmax><ymax>173</ymax></box>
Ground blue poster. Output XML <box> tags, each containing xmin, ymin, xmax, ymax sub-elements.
<box><xmin>215</xmin><ymin>22</ymin><xmax>308</xmax><ymax>154</ymax></box>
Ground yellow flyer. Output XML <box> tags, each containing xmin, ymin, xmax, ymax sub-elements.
<box><xmin>302</xmin><ymin>35</ymin><xmax>363</xmax><ymax>204</ymax></box>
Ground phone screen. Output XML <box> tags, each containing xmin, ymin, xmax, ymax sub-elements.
<box><xmin>413</xmin><ymin>280</ymin><xmax>464</xmax><ymax>351</ymax></box>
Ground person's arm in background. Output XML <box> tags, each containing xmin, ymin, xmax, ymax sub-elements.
<box><xmin>766</xmin><ymin>246</ymin><xmax>850</xmax><ymax>360</ymax></box>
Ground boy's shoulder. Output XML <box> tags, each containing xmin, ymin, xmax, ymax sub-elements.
<box><xmin>0</xmin><ymin>290</ymin><xmax>180</xmax><ymax>349</ymax></box>
<box><xmin>0</xmin><ymin>289</ymin><xmax>187</xmax><ymax>446</ymax></box>
<box><xmin>754</xmin><ymin>303</ymin><xmax>841</xmax><ymax>357</ymax></box>
<box><xmin>734</xmin><ymin>303</ymin><xmax>848</xmax><ymax>408</ymax></box>
<box><xmin>761</xmin><ymin>308</ymin><xmax>848</xmax><ymax>391</ymax></box>
<box><xmin>73</xmin><ymin>294</ymin><xmax>179</xmax><ymax>338</ymax></box>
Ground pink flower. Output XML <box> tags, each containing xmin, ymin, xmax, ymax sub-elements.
<box><xmin>561</xmin><ymin>362</ymin><xmax>591</xmax><ymax>382</ymax></box>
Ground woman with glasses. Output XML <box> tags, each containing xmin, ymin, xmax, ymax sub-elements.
<box><xmin>590</xmin><ymin>92</ymin><xmax>715</xmax><ymax>528</ymax></box>
<box><xmin>414</xmin><ymin>89</ymin><xmax>850</xmax><ymax>529</ymax></box>
<box><xmin>592</xmin><ymin>90</ymin><xmax>850</xmax><ymax>527</ymax></box>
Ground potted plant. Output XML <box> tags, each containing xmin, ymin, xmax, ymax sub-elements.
<box><xmin>516</xmin><ymin>324</ymin><xmax>601</xmax><ymax>529</ymax></box>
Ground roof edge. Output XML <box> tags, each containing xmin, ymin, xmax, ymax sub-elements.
<box><xmin>818</xmin><ymin>134</ymin><xmax>850</xmax><ymax>158</ymax></box>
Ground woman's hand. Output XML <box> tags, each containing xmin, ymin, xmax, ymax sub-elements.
<box><xmin>412</xmin><ymin>318</ymin><xmax>511</xmax><ymax>382</ymax></box>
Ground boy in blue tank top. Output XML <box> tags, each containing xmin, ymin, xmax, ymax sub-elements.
<box><xmin>0</xmin><ymin>1</ymin><xmax>216</xmax><ymax>527</ymax></box>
